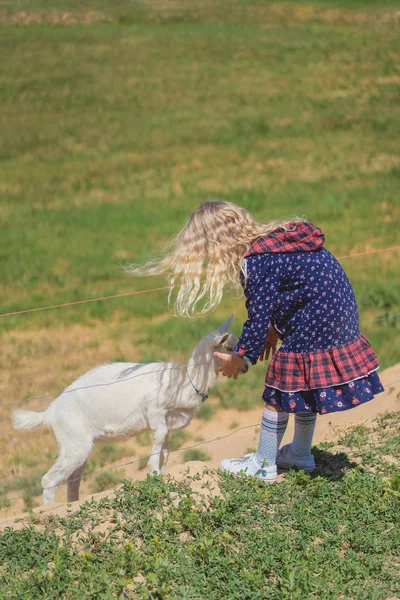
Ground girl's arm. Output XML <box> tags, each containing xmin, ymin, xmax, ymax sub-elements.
<box><xmin>215</xmin><ymin>323</ymin><xmax>279</xmax><ymax>379</ymax></box>
<box><xmin>234</xmin><ymin>256</ymin><xmax>282</xmax><ymax>365</ymax></box>
<box><xmin>258</xmin><ymin>324</ymin><xmax>280</xmax><ymax>362</ymax></box>
<box><xmin>214</xmin><ymin>351</ymin><xmax>245</xmax><ymax>380</ymax></box>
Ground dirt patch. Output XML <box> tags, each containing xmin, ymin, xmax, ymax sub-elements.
<box><xmin>255</xmin><ymin>3</ymin><xmax>400</xmax><ymax>28</ymax></box>
<box><xmin>360</xmin><ymin>154</ymin><xmax>400</xmax><ymax>175</ymax></box>
<box><xmin>0</xmin><ymin>10</ymin><xmax>111</xmax><ymax>26</ymax></box>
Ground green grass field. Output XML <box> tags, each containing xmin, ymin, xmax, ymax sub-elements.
<box><xmin>0</xmin><ymin>0</ymin><xmax>399</xmax><ymax>370</ymax></box>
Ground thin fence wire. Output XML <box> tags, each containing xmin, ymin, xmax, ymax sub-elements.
<box><xmin>335</xmin><ymin>245</ymin><xmax>400</xmax><ymax>260</ymax></box>
<box><xmin>1</xmin><ymin>393</ymin><xmax>55</xmax><ymax>410</ymax></box>
<box><xmin>0</xmin><ymin>283</ymin><xmax>176</xmax><ymax>319</ymax></box>
<box><xmin>0</xmin><ymin>244</ymin><xmax>399</xmax><ymax>320</ymax></box>
<box><xmin>371</xmin><ymin>312</ymin><xmax>400</xmax><ymax>323</ymax></box>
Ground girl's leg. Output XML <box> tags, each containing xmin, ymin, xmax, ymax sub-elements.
<box><xmin>255</xmin><ymin>404</ymin><xmax>288</xmax><ymax>468</ymax></box>
<box><xmin>219</xmin><ymin>403</ymin><xmax>288</xmax><ymax>482</ymax></box>
<box><xmin>291</xmin><ymin>412</ymin><xmax>317</xmax><ymax>457</ymax></box>
<box><xmin>263</xmin><ymin>402</ymin><xmax>284</xmax><ymax>413</ymax></box>
<box><xmin>277</xmin><ymin>411</ymin><xmax>317</xmax><ymax>472</ymax></box>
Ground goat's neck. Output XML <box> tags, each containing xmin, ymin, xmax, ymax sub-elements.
<box><xmin>186</xmin><ymin>350</ymin><xmax>217</xmax><ymax>397</ymax></box>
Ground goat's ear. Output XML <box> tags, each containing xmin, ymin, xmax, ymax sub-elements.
<box><xmin>218</xmin><ymin>314</ymin><xmax>233</xmax><ymax>333</ymax></box>
<box><xmin>214</xmin><ymin>331</ymin><xmax>230</xmax><ymax>347</ymax></box>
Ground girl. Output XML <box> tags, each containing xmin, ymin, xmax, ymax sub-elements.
<box><xmin>132</xmin><ymin>200</ymin><xmax>384</xmax><ymax>482</ymax></box>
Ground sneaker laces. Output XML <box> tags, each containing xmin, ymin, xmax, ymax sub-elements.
<box><xmin>230</xmin><ymin>454</ymin><xmax>253</xmax><ymax>465</ymax></box>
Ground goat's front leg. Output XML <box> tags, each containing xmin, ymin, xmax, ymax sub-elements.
<box><xmin>160</xmin><ymin>432</ymin><xmax>169</xmax><ymax>472</ymax></box>
<box><xmin>148</xmin><ymin>423</ymin><xmax>168</xmax><ymax>474</ymax></box>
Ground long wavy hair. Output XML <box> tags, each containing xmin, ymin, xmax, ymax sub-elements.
<box><xmin>129</xmin><ymin>200</ymin><xmax>304</xmax><ymax>316</ymax></box>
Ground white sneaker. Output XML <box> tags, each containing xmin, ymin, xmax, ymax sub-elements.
<box><xmin>276</xmin><ymin>444</ymin><xmax>316</xmax><ymax>472</ymax></box>
<box><xmin>219</xmin><ymin>453</ymin><xmax>278</xmax><ymax>482</ymax></box>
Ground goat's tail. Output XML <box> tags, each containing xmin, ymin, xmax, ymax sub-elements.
<box><xmin>12</xmin><ymin>409</ymin><xmax>47</xmax><ymax>430</ymax></box>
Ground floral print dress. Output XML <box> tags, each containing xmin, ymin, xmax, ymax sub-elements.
<box><xmin>234</xmin><ymin>222</ymin><xmax>384</xmax><ymax>414</ymax></box>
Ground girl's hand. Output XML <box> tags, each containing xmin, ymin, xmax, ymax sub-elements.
<box><xmin>214</xmin><ymin>352</ymin><xmax>244</xmax><ymax>380</ymax></box>
<box><xmin>259</xmin><ymin>325</ymin><xmax>279</xmax><ymax>362</ymax></box>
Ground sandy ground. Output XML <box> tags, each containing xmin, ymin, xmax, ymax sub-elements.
<box><xmin>1</xmin><ymin>363</ymin><xmax>399</xmax><ymax>531</ymax></box>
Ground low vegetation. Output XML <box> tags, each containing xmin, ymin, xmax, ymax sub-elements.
<box><xmin>1</xmin><ymin>413</ymin><xmax>399</xmax><ymax>599</ymax></box>
<box><xmin>183</xmin><ymin>448</ymin><xmax>210</xmax><ymax>463</ymax></box>
<box><xmin>90</xmin><ymin>470</ymin><xmax>125</xmax><ymax>495</ymax></box>
<box><xmin>169</xmin><ymin>430</ymin><xmax>191</xmax><ymax>451</ymax></box>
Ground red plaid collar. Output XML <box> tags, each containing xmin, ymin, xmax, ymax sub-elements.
<box><xmin>245</xmin><ymin>222</ymin><xmax>325</xmax><ymax>257</ymax></box>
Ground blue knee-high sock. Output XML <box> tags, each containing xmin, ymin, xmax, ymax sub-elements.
<box><xmin>291</xmin><ymin>412</ymin><xmax>317</xmax><ymax>457</ymax></box>
<box><xmin>256</xmin><ymin>407</ymin><xmax>289</xmax><ymax>468</ymax></box>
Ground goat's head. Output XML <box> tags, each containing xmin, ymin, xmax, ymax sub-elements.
<box><xmin>193</xmin><ymin>314</ymin><xmax>248</xmax><ymax>375</ymax></box>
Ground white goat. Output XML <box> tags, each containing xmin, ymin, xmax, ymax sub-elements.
<box><xmin>12</xmin><ymin>315</ymin><xmax>246</xmax><ymax>504</ymax></box>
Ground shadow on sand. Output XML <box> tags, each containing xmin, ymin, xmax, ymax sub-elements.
<box><xmin>278</xmin><ymin>448</ymin><xmax>358</xmax><ymax>482</ymax></box>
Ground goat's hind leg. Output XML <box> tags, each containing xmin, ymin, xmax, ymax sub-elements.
<box><xmin>42</xmin><ymin>440</ymin><xmax>92</xmax><ymax>504</ymax></box>
<box><xmin>42</xmin><ymin>456</ymin><xmax>70</xmax><ymax>504</ymax></box>
<box><xmin>67</xmin><ymin>461</ymin><xmax>87</xmax><ymax>502</ymax></box>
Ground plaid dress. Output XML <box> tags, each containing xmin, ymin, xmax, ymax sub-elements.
<box><xmin>234</xmin><ymin>222</ymin><xmax>384</xmax><ymax>414</ymax></box>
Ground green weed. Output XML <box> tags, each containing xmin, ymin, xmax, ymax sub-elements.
<box><xmin>93</xmin><ymin>443</ymin><xmax>126</xmax><ymax>467</ymax></box>
<box><xmin>135</xmin><ymin>431</ymin><xmax>152</xmax><ymax>447</ymax></box>
<box><xmin>168</xmin><ymin>430</ymin><xmax>190</xmax><ymax>451</ymax></box>
<box><xmin>8</xmin><ymin>454</ymin><xmax>37</xmax><ymax>468</ymax></box>
<box><xmin>137</xmin><ymin>456</ymin><xmax>149</xmax><ymax>471</ymax></box>
<box><xmin>22</xmin><ymin>493</ymin><xmax>39</xmax><ymax>512</ymax></box>
<box><xmin>0</xmin><ymin>496</ymin><xmax>10</xmax><ymax>509</ymax></box>
<box><xmin>183</xmin><ymin>448</ymin><xmax>210</xmax><ymax>462</ymax></box>
<box><xmin>216</xmin><ymin>368</ymin><xmax>265</xmax><ymax>410</ymax></box>
<box><xmin>196</xmin><ymin>402</ymin><xmax>216</xmax><ymax>421</ymax></box>
<box><xmin>338</xmin><ymin>424</ymin><xmax>370</xmax><ymax>449</ymax></box>
<box><xmin>316</xmin><ymin>441</ymin><xmax>335</xmax><ymax>451</ymax></box>
<box><xmin>90</xmin><ymin>470</ymin><xmax>124</xmax><ymax>494</ymax></box>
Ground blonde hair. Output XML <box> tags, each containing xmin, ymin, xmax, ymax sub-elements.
<box><xmin>129</xmin><ymin>200</ymin><xmax>304</xmax><ymax>316</ymax></box>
